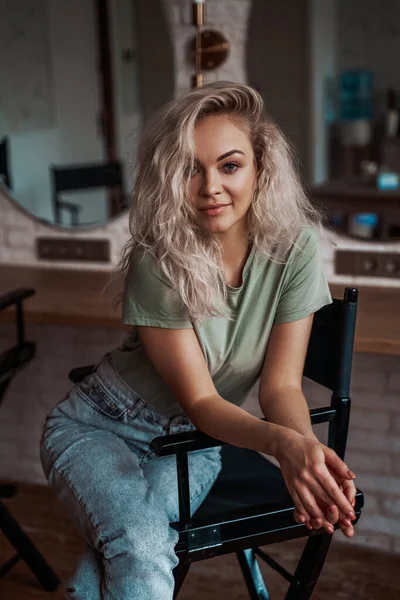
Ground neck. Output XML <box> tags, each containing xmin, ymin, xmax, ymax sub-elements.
<box><xmin>218</xmin><ymin>228</ymin><xmax>251</xmax><ymax>287</ymax></box>
<box><xmin>220</xmin><ymin>232</ymin><xmax>249</xmax><ymax>264</ymax></box>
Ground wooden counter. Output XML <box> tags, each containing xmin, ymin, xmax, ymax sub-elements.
<box><xmin>0</xmin><ymin>265</ymin><xmax>399</xmax><ymax>356</ymax></box>
<box><xmin>0</xmin><ymin>265</ymin><xmax>124</xmax><ymax>330</ymax></box>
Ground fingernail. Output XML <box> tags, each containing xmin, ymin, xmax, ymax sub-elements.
<box><xmin>347</xmin><ymin>470</ymin><xmax>356</xmax><ymax>479</ymax></box>
<box><xmin>328</xmin><ymin>525</ymin><xmax>334</xmax><ymax>534</ymax></box>
<box><xmin>348</xmin><ymin>512</ymin><xmax>356</xmax><ymax>520</ymax></box>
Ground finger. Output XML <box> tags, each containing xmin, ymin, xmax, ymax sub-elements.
<box><xmin>327</xmin><ymin>470</ymin><xmax>357</xmax><ymax>519</ymax></box>
<box><xmin>307</xmin><ymin>476</ymin><xmax>343</xmax><ymax>509</ymax></box>
<box><xmin>313</xmin><ymin>517</ymin><xmax>334</xmax><ymax>533</ymax></box>
<box><xmin>311</xmin><ymin>485</ymin><xmax>355</xmax><ymax>528</ymax></box>
<box><xmin>294</xmin><ymin>509</ymin><xmax>324</xmax><ymax>531</ymax></box>
<box><xmin>293</xmin><ymin>490</ymin><xmax>333</xmax><ymax>533</ymax></box>
<box><xmin>327</xmin><ymin>504</ymin><xmax>339</xmax><ymax>525</ymax></box>
<box><xmin>342</xmin><ymin>480</ymin><xmax>357</xmax><ymax>506</ymax></box>
<box><xmin>293</xmin><ymin>508</ymin><xmax>306</xmax><ymax>524</ymax></box>
<box><xmin>324</xmin><ymin>447</ymin><xmax>356</xmax><ymax>481</ymax></box>
<box><xmin>312</xmin><ymin>501</ymin><xmax>337</xmax><ymax>533</ymax></box>
<box><xmin>299</xmin><ymin>468</ymin><xmax>354</xmax><ymax>521</ymax></box>
<box><xmin>292</xmin><ymin>491</ymin><xmax>312</xmax><ymax>524</ymax></box>
<box><xmin>338</xmin><ymin>520</ymin><xmax>354</xmax><ymax>538</ymax></box>
<box><xmin>336</xmin><ymin>479</ymin><xmax>357</xmax><ymax>517</ymax></box>
<box><xmin>291</xmin><ymin>490</ymin><xmax>317</xmax><ymax>530</ymax></box>
<box><xmin>312</xmin><ymin>467</ymin><xmax>356</xmax><ymax>518</ymax></box>
<box><xmin>328</xmin><ymin>466</ymin><xmax>357</xmax><ymax>502</ymax></box>
<box><xmin>295</xmin><ymin>484</ymin><xmax>328</xmax><ymax>522</ymax></box>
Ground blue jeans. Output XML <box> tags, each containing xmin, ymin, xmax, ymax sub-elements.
<box><xmin>40</xmin><ymin>354</ymin><xmax>222</xmax><ymax>600</ymax></box>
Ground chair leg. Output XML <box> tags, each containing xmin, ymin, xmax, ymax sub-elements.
<box><xmin>0</xmin><ymin>484</ymin><xmax>16</xmax><ymax>498</ymax></box>
<box><xmin>237</xmin><ymin>549</ymin><xmax>270</xmax><ymax>600</ymax></box>
<box><xmin>0</xmin><ymin>501</ymin><xmax>60</xmax><ymax>591</ymax></box>
<box><xmin>173</xmin><ymin>554</ymin><xmax>191</xmax><ymax>599</ymax></box>
<box><xmin>285</xmin><ymin>533</ymin><xmax>332</xmax><ymax>600</ymax></box>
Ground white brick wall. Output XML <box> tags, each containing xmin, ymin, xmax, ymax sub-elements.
<box><xmin>301</xmin><ymin>353</ymin><xmax>400</xmax><ymax>554</ymax></box>
<box><xmin>0</xmin><ymin>322</ymin><xmax>124</xmax><ymax>485</ymax></box>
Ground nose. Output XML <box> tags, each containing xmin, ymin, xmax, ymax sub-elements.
<box><xmin>199</xmin><ymin>169</ymin><xmax>222</xmax><ymax>197</ymax></box>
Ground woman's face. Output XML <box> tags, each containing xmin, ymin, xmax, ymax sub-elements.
<box><xmin>189</xmin><ymin>115</ymin><xmax>257</xmax><ymax>237</ymax></box>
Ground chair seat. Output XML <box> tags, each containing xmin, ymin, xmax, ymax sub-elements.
<box><xmin>184</xmin><ymin>445</ymin><xmax>363</xmax><ymax>525</ymax></box>
<box><xmin>195</xmin><ymin>446</ymin><xmax>291</xmax><ymax>519</ymax></box>
<box><xmin>189</xmin><ymin>445</ymin><xmax>293</xmax><ymax>523</ymax></box>
<box><xmin>170</xmin><ymin>446</ymin><xmax>298</xmax><ymax>557</ymax></box>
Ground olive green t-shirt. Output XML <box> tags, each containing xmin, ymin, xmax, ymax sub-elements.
<box><xmin>110</xmin><ymin>228</ymin><xmax>332</xmax><ymax>416</ymax></box>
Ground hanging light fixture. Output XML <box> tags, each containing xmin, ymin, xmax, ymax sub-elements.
<box><xmin>191</xmin><ymin>0</ymin><xmax>205</xmax><ymax>88</ymax></box>
<box><xmin>189</xmin><ymin>0</ymin><xmax>230</xmax><ymax>89</ymax></box>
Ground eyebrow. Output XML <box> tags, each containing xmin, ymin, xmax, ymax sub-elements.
<box><xmin>216</xmin><ymin>149</ymin><xmax>245</xmax><ymax>162</ymax></box>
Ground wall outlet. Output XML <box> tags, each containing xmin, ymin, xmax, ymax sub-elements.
<box><xmin>336</xmin><ymin>250</ymin><xmax>400</xmax><ymax>278</ymax></box>
<box><xmin>36</xmin><ymin>237</ymin><xmax>110</xmax><ymax>262</ymax></box>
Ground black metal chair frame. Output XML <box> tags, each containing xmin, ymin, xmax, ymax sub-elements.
<box><xmin>0</xmin><ymin>136</ymin><xmax>12</xmax><ymax>190</ymax></box>
<box><xmin>0</xmin><ymin>289</ymin><xmax>60</xmax><ymax>591</ymax></box>
<box><xmin>50</xmin><ymin>160</ymin><xmax>125</xmax><ymax>226</ymax></box>
<box><xmin>69</xmin><ymin>287</ymin><xmax>363</xmax><ymax>599</ymax></box>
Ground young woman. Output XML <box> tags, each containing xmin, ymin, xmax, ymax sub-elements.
<box><xmin>40</xmin><ymin>82</ymin><xmax>357</xmax><ymax>600</ymax></box>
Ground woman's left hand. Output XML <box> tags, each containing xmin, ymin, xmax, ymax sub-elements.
<box><xmin>325</xmin><ymin>468</ymin><xmax>357</xmax><ymax>537</ymax></box>
<box><xmin>294</xmin><ymin>467</ymin><xmax>357</xmax><ymax>537</ymax></box>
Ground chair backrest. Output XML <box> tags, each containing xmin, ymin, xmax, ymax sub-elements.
<box><xmin>69</xmin><ymin>288</ymin><xmax>358</xmax><ymax>393</ymax></box>
<box><xmin>50</xmin><ymin>160</ymin><xmax>124</xmax><ymax>225</ymax></box>
<box><xmin>0</xmin><ymin>136</ymin><xmax>12</xmax><ymax>189</ymax></box>
<box><xmin>303</xmin><ymin>287</ymin><xmax>358</xmax><ymax>397</ymax></box>
<box><xmin>51</xmin><ymin>160</ymin><xmax>123</xmax><ymax>193</ymax></box>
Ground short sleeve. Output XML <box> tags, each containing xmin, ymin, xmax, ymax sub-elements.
<box><xmin>273</xmin><ymin>228</ymin><xmax>332</xmax><ymax>325</ymax></box>
<box><xmin>122</xmin><ymin>249</ymin><xmax>193</xmax><ymax>329</ymax></box>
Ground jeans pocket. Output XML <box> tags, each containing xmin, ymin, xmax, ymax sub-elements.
<box><xmin>77</xmin><ymin>374</ymin><xmax>144</xmax><ymax>422</ymax></box>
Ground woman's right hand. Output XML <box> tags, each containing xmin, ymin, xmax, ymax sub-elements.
<box><xmin>273</xmin><ymin>429</ymin><xmax>357</xmax><ymax>535</ymax></box>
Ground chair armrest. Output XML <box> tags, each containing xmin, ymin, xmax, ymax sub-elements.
<box><xmin>0</xmin><ymin>288</ymin><xmax>35</xmax><ymax>312</ymax></box>
<box><xmin>69</xmin><ymin>365</ymin><xmax>95</xmax><ymax>384</ymax></box>
<box><xmin>150</xmin><ymin>407</ymin><xmax>337</xmax><ymax>457</ymax></box>
<box><xmin>150</xmin><ymin>428</ymin><xmax>224</xmax><ymax>457</ymax></box>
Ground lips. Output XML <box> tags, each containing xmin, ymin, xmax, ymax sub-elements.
<box><xmin>198</xmin><ymin>203</ymin><xmax>231</xmax><ymax>217</ymax></box>
<box><xmin>199</xmin><ymin>204</ymin><xmax>231</xmax><ymax>210</ymax></box>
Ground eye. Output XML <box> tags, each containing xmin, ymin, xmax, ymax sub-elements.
<box><xmin>186</xmin><ymin>165</ymin><xmax>200</xmax><ymax>177</ymax></box>
<box><xmin>222</xmin><ymin>162</ymin><xmax>239</xmax><ymax>174</ymax></box>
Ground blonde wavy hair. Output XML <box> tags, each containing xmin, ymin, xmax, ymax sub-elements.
<box><xmin>118</xmin><ymin>81</ymin><xmax>321</xmax><ymax>321</ymax></box>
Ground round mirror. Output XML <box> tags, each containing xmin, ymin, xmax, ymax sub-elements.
<box><xmin>0</xmin><ymin>0</ymin><xmax>174</xmax><ymax>229</ymax></box>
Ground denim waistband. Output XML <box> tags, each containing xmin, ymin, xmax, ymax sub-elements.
<box><xmin>94</xmin><ymin>353</ymin><xmax>190</xmax><ymax>424</ymax></box>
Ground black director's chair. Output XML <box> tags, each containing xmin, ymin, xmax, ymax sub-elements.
<box><xmin>70</xmin><ymin>287</ymin><xmax>363</xmax><ymax>599</ymax></box>
<box><xmin>0</xmin><ymin>289</ymin><xmax>59</xmax><ymax>591</ymax></box>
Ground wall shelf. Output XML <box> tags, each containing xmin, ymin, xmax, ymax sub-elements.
<box><xmin>311</xmin><ymin>179</ymin><xmax>400</xmax><ymax>241</ymax></box>
<box><xmin>311</xmin><ymin>180</ymin><xmax>400</xmax><ymax>211</ymax></box>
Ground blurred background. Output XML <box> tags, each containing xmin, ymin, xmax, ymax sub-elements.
<box><xmin>0</xmin><ymin>2</ymin><xmax>400</xmax><ymax>598</ymax></box>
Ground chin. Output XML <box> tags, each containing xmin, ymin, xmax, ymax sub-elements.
<box><xmin>201</xmin><ymin>222</ymin><xmax>232</xmax><ymax>234</ymax></box>
<box><xmin>198</xmin><ymin>215</ymin><xmax>234</xmax><ymax>233</ymax></box>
